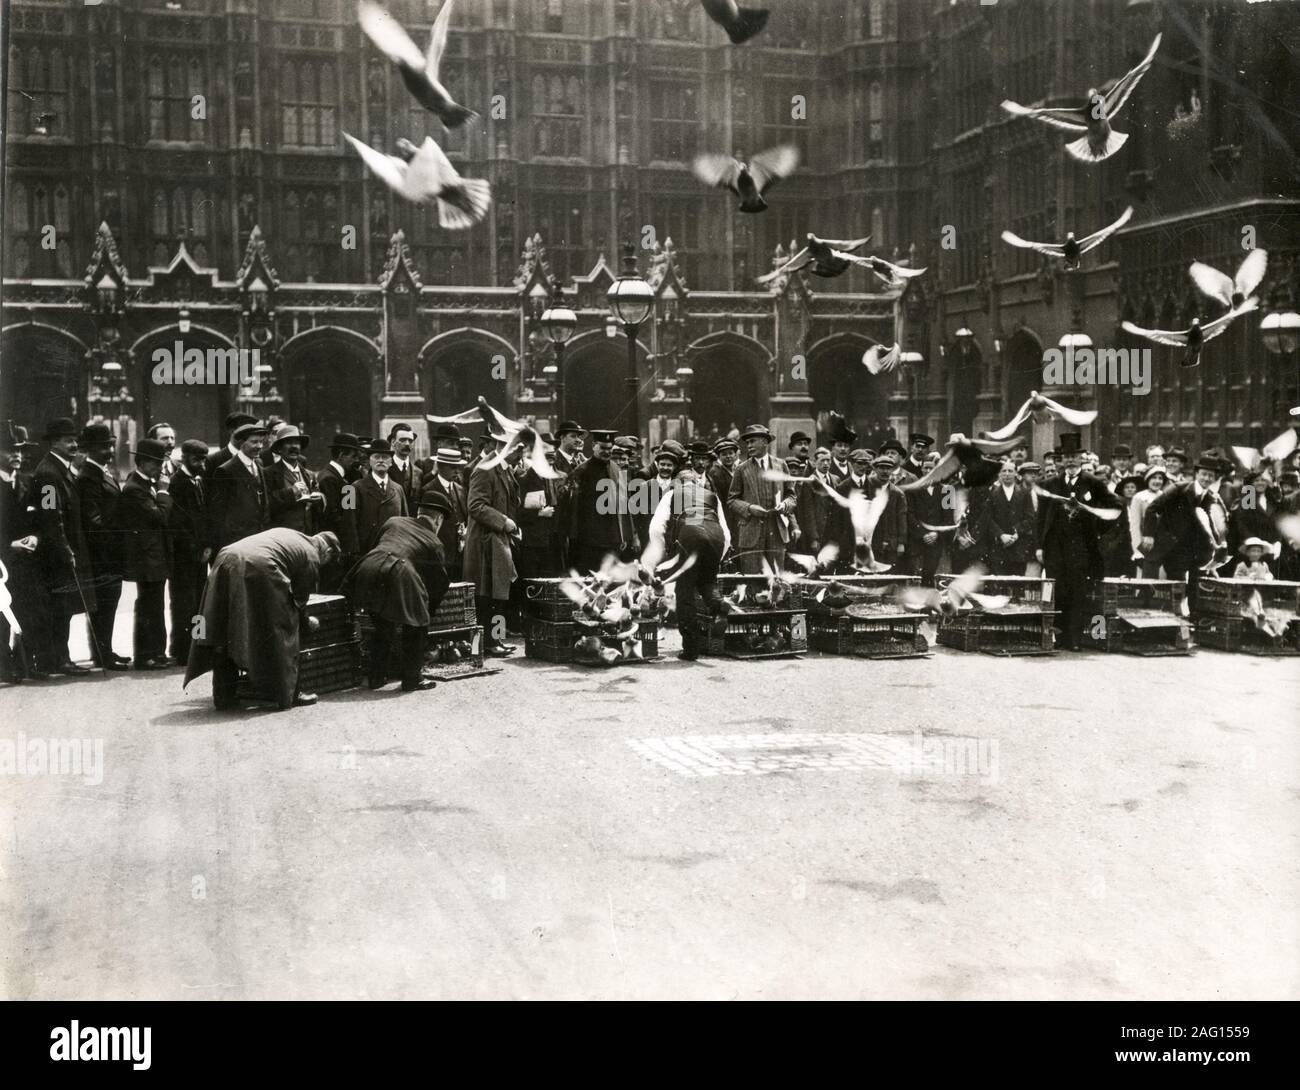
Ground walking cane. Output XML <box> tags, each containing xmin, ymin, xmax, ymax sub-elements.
<box><xmin>67</xmin><ymin>555</ymin><xmax>108</xmax><ymax>669</ymax></box>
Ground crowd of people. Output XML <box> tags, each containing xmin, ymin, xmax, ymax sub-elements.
<box><xmin>2</xmin><ymin>408</ymin><xmax>1298</xmax><ymax>698</ymax></box>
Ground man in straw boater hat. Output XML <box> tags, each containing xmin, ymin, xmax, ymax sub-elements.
<box><xmin>266</xmin><ymin>424</ymin><xmax>324</xmax><ymax>534</ymax></box>
<box><xmin>464</xmin><ymin>422</ymin><xmax>524</xmax><ymax>657</ymax></box>
<box><xmin>116</xmin><ymin>436</ymin><xmax>174</xmax><ymax>669</ymax></box>
<box><xmin>420</xmin><ymin>443</ymin><xmax>470</xmax><ymax>581</ymax></box>
<box><xmin>342</xmin><ymin>490</ymin><xmax>452</xmax><ymax>693</ymax></box>
<box><xmin>0</xmin><ymin>422</ymin><xmax>49</xmax><ymax>681</ymax></box>
<box><xmin>76</xmin><ymin>421</ymin><xmax>129</xmax><ymax>670</ymax></box>
<box><xmin>315</xmin><ymin>432</ymin><xmax>363</xmax><ymax>590</ymax></box>
<box><xmin>184</xmin><ymin>527</ymin><xmax>341</xmax><ymax>710</ymax></box>
<box><xmin>208</xmin><ymin>419</ymin><xmax>270</xmax><ymax>553</ymax></box>
<box><xmin>31</xmin><ymin>417</ymin><xmax>97</xmax><ymax>674</ymax></box>
<box><xmin>727</xmin><ymin>424</ymin><xmax>799</xmax><ymax>574</ymax></box>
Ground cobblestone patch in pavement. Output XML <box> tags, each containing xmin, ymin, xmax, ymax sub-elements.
<box><xmin>628</xmin><ymin>732</ymin><xmax>915</xmax><ymax>778</ymax></box>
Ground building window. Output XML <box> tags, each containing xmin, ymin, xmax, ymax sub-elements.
<box><xmin>150</xmin><ymin>184</ymin><xmax>212</xmax><ymax>266</ymax></box>
<box><xmin>7</xmin><ymin>45</ymin><xmax>70</xmax><ymax>137</ymax></box>
<box><xmin>532</xmin><ymin>72</ymin><xmax>583</xmax><ymax>158</ymax></box>
<box><xmin>951</xmin><ymin>165</ymin><xmax>983</xmax><ymax>285</ymax></box>
<box><xmin>530</xmin><ymin>193</ymin><xmax>585</xmax><ymax>282</ymax></box>
<box><xmin>147</xmin><ymin>53</ymin><xmax>205</xmax><ymax>142</ymax></box>
<box><xmin>539</xmin><ymin>0</ymin><xmax>567</xmax><ymax>34</ymax></box>
<box><xmin>762</xmin><ymin>84</ymin><xmax>809</xmax><ymax>161</ymax></box>
<box><xmin>5</xmin><ymin>181</ymin><xmax>73</xmax><ymax>277</ymax></box>
<box><xmin>281</xmin><ymin>59</ymin><xmax>338</xmax><ymax>148</ymax></box>
<box><xmin>649</xmin><ymin>80</ymin><xmax>698</xmax><ymax>163</ymax></box>
<box><xmin>868</xmin><ymin>0</ymin><xmax>885</xmax><ymax>39</ymax></box>
<box><xmin>646</xmin><ymin>198</ymin><xmax>699</xmax><ymax>280</ymax></box>
<box><xmin>866</xmin><ymin>81</ymin><xmax>884</xmax><ymax>160</ymax></box>
<box><xmin>279</xmin><ymin>189</ymin><xmax>340</xmax><ymax>281</ymax></box>
<box><xmin>871</xmin><ymin>206</ymin><xmax>885</xmax><ymax>250</ymax></box>
<box><xmin>652</xmin><ymin>0</ymin><xmax>695</xmax><ymax>40</ymax></box>
<box><xmin>1005</xmin><ymin>146</ymin><xmax>1045</xmax><ymax>276</ymax></box>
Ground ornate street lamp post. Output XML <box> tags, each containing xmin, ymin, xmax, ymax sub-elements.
<box><xmin>606</xmin><ymin>242</ymin><xmax>654</xmax><ymax>440</ymax></box>
<box><xmin>540</xmin><ymin>287</ymin><xmax>577</xmax><ymax>422</ymax></box>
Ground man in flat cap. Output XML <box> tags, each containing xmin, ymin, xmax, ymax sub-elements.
<box><xmin>204</xmin><ymin>411</ymin><xmax>259</xmax><ymax>478</ymax></box>
<box><xmin>708</xmin><ymin>438</ymin><xmax>740</xmax><ymax>553</ymax></box>
<box><xmin>185</xmin><ymin>528</ymin><xmax>340</xmax><ymax>710</ymax></box>
<box><xmin>727</xmin><ymin>424</ymin><xmax>799</xmax><ymax>573</ymax></box>
<box><xmin>208</xmin><ymin>420</ymin><xmax>270</xmax><ymax>553</ymax></box>
<box><xmin>32</xmin><ymin>418</ymin><xmax>96</xmax><ymax>673</ymax></box>
<box><xmin>266</xmin><ymin>425</ymin><xmax>323</xmax><ymax>534</ymax></box>
<box><xmin>167</xmin><ymin>438</ymin><xmax>211</xmax><ymax>662</ymax></box>
<box><xmin>343</xmin><ymin>491</ymin><xmax>451</xmax><ymax>693</ymax></box>
<box><xmin>76</xmin><ymin>421</ymin><xmax>129</xmax><ymax>669</ymax></box>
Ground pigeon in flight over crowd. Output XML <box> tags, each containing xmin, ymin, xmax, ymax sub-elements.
<box><xmin>1189</xmin><ymin>249</ymin><xmax>1268</xmax><ymax>310</ymax></box>
<box><xmin>345</xmin><ymin>134</ymin><xmax>491</xmax><ymax>227</ymax></box>
<box><xmin>1121</xmin><ymin>297</ymin><xmax>1259</xmax><ymax>368</ymax></box>
<box><xmin>984</xmin><ymin>391</ymin><xmax>1098</xmax><ymax>441</ymax></box>
<box><xmin>694</xmin><ymin>145</ymin><xmax>799</xmax><ymax>213</ymax></box>
<box><xmin>757</xmin><ymin>234</ymin><xmax>873</xmax><ymax>284</ymax></box>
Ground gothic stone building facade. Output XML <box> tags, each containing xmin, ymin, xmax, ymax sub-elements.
<box><xmin>3</xmin><ymin>0</ymin><xmax>1297</xmax><ymax>466</ymax></box>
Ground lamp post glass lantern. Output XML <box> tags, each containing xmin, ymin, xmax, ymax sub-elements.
<box><xmin>540</xmin><ymin>289</ymin><xmax>577</xmax><ymax>421</ymax></box>
<box><xmin>607</xmin><ymin>243</ymin><xmax>654</xmax><ymax>440</ymax></box>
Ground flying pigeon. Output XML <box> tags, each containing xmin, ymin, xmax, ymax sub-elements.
<box><xmin>1121</xmin><ymin>297</ymin><xmax>1259</xmax><ymax>368</ymax></box>
<box><xmin>898</xmin><ymin>565</ymin><xmax>1010</xmax><ymax>617</ymax></box>
<box><xmin>1231</xmin><ymin>428</ymin><xmax>1299</xmax><ymax>473</ymax></box>
<box><xmin>1031</xmin><ymin>485</ymin><xmax>1123</xmax><ymax>522</ymax></box>
<box><xmin>899</xmin><ymin>433</ymin><xmax>1024</xmax><ymax>492</ymax></box>
<box><xmin>862</xmin><ymin>342</ymin><xmax>901</xmax><ymax>375</ymax></box>
<box><xmin>700</xmin><ymin>0</ymin><xmax>769</xmax><ymax>44</ymax></box>
<box><xmin>984</xmin><ymin>390</ymin><xmax>1098</xmax><ymax>441</ymax></box>
<box><xmin>693</xmin><ymin>145</ymin><xmax>799</xmax><ymax>213</ymax></box>
<box><xmin>786</xmin><ymin>543</ymin><xmax>842</xmax><ymax>577</ymax></box>
<box><xmin>841</xmin><ymin>252</ymin><xmax>928</xmax><ymax>290</ymax></box>
<box><xmin>1000</xmin><ymin>206</ymin><xmax>1133</xmax><ymax>270</ymax></box>
<box><xmin>1001</xmin><ymin>33</ymin><xmax>1161</xmax><ymax>162</ymax></box>
<box><xmin>757</xmin><ymin>233</ymin><xmax>872</xmax><ymax>284</ymax></box>
<box><xmin>358</xmin><ymin>0</ymin><xmax>478</xmax><ymax>128</ymax></box>
<box><xmin>344</xmin><ymin>133</ymin><xmax>491</xmax><ymax>228</ymax></box>
<box><xmin>1189</xmin><ymin>249</ymin><xmax>1268</xmax><ymax>310</ymax></box>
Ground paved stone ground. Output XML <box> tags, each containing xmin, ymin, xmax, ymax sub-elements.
<box><xmin>1</xmin><ymin>594</ymin><xmax>1297</xmax><ymax>1000</ymax></box>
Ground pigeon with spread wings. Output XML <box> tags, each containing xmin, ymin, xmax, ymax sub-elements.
<box><xmin>694</xmin><ymin>145</ymin><xmax>799</xmax><ymax>214</ymax></box>
<box><xmin>1001</xmin><ymin>33</ymin><xmax>1161</xmax><ymax>162</ymax></box>
<box><xmin>345</xmin><ymin>134</ymin><xmax>490</xmax><ymax>228</ymax></box>
<box><xmin>984</xmin><ymin>390</ymin><xmax>1098</xmax><ymax>441</ymax></box>
<box><xmin>1030</xmin><ymin>485</ymin><xmax>1123</xmax><ymax>522</ymax></box>
<box><xmin>839</xmin><ymin>252</ymin><xmax>928</xmax><ymax>291</ymax></box>
<box><xmin>1121</xmin><ymin>297</ymin><xmax>1258</xmax><ymax>368</ymax></box>
<box><xmin>898</xmin><ymin>565</ymin><xmax>1010</xmax><ymax>617</ymax></box>
<box><xmin>761</xmin><ymin>469</ymin><xmax>893</xmax><ymax>572</ymax></box>
<box><xmin>862</xmin><ymin>342</ymin><xmax>901</xmax><ymax>375</ymax></box>
<box><xmin>899</xmin><ymin>433</ymin><xmax>1023</xmax><ymax>493</ymax></box>
<box><xmin>1000</xmin><ymin>206</ymin><xmax>1132</xmax><ymax>270</ymax></box>
<box><xmin>358</xmin><ymin>0</ymin><xmax>477</xmax><ymax>128</ymax></box>
<box><xmin>1231</xmin><ymin>427</ymin><xmax>1299</xmax><ymax>473</ymax></box>
<box><xmin>757</xmin><ymin>233</ymin><xmax>872</xmax><ymax>284</ymax></box>
<box><xmin>1189</xmin><ymin>249</ymin><xmax>1268</xmax><ymax>310</ymax></box>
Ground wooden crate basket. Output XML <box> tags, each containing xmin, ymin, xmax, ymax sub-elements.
<box><xmin>295</xmin><ymin>640</ymin><xmax>363</xmax><ymax>694</ymax></box>
<box><xmin>1081</xmin><ymin>579</ymin><xmax>1192</xmax><ymax>655</ymax></box>
<box><xmin>1195</xmin><ymin>578</ymin><xmax>1300</xmax><ymax>621</ymax></box>
<box><xmin>429</xmin><ymin>581</ymin><xmax>477</xmax><ymax>632</ymax></box>
<box><xmin>303</xmin><ymin>593</ymin><xmax>360</xmax><ymax>647</ymax></box>
<box><xmin>1195</xmin><ymin>615</ymin><xmax>1300</xmax><ymax>656</ymax></box>
<box><xmin>524</xmin><ymin>617</ymin><xmax>658</xmax><ymax>664</ymax></box>
<box><xmin>523</xmin><ymin>578</ymin><xmax>579</xmax><ymax>622</ymax></box>
<box><xmin>936</xmin><ymin>610</ymin><xmax>1056</xmax><ymax>656</ymax></box>
<box><xmin>425</xmin><ymin>624</ymin><xmax>495</xmax><ymax>679</ymax></box>
<box><xmin>704</xmin><ymin>608</ymin><xmax>808</xmax><ymax>659</ymax></box>
<box><xmin>808</xmin><ymin>608</ymin><xmax>929</xmax><ymax>659</ymax></box>
<box><xmin>936</xmin><ymin>573</ymin><xmax>1055</xmax><ymax>610</ymax></box>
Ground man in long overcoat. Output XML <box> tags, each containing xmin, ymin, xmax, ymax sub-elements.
<box><xmin>184</xmin><ymin>528</ymin><xmax>340</xmax><ymax>710</ymax></box>
<box><xmin>464</xmin><ymin>434</ymin><xmax>522</xmax><ymax>657</ymax></box>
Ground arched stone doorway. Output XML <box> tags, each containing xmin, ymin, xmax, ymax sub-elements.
<box><xmin>280</xmin><ymin>331</ymin><xmax>377</xmax><ymax>447</ymax></box>
<box><xmin>1</xmin><ymin>324</ymin><xmax>88</xmax><ymax>432</ymax></box>
<box><xmin>133</xmin><ymin>326</ymin><xmax>234</xmax><ymax>450</ymax></box>
<box><xmin>419</xmin><ymin>332</ymin><xmax>511</xmax><ymax>436</ymax></box>
<box><xmin>807</xmin><ymin>334</ymin><xmax>894</xmax><ymax>449</ymax></box>
<box><xmin>1005</xmin><ymin>329</ymin><xmax>1043</xmax><ymax>424</ymax></box>
<box><xmin>563</xmin><ymin>332</ymin><xmax>634</xmax><ymax>433</ymax></box>
<box><xmin>687</xmin><ymin>334</ymin><xmax>769</xmax><ymax>444</ymax></box>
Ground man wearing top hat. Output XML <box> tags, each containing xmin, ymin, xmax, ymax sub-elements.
<box><xmin>315</xmin><ymin>433</ymin><xmax>363</xmax><ymax>589</ymax></box>
<box><xmin>0</xmin><ymin>423</ymin><xmax>49</xmax><ymax>680</ymax></box>
<box><xmin>342</xmin><ymin>490</ymin><xmax>452</xmax><ymax>693</ymax></box>
<box><xmin>32</xmin><ymin>418</ymin><xmax>97</xmax><ymax>674</ymax></box>
<box><xmin>116</xmin><ymin>436</ymin><xmax>174</xmax><ymax>669</ymax></box>
<box><xmin>209</xmin><ymin>420</ymin><xmax>270</xmax><ymax>554</ymax></box>
<box><xmin>204</xmin><ymin>412</ymin><xmax>260</xmax><ymax>478</ymax></box>
<box><xmin>266</xmin><ymin>424</ymin><xmax>323</xmax><ymax>534</ymax></box>
<box><xmin>353</xmin><ymin>437</ymin><xmax>409</xmax><ymax>553</ymax></box>
<box><xmin>567</xmin><ymin>429</ymin><xmax>638</xmax><ymax>573</ymax></box>
<box><xmin>420</xmin><ymin>445</ymin><xmax>470</xmax><ymax>581</ymax></box>
<box><xmin>77</xmin><ymin>422</ymin><xmax>129</xmax><ymax>669</ymax></box>
<box><xmin>553</xmin><ymin>421</ymin><xmax>587</xmax><ymax>477</ymax></box>
<box><xmin>464</xmin><ymin>426</ymin><xmax>523</xmax><ymax>656</ymax></box>
<box><xmin>1037</xmin><ymin>437</ymin><xmax>1122</xmax><ymax>649</ymax></box>
<box><xmin>727</xmin><ymin>424</ymin><xmax>800</xmax><ymax>574</ymax></box>
<box><xmin>902</xmin><ymin>434</ymin><xmax>934</xmax><ymax>480</ymax></box>
<box><xmin>168</xmin><ymin>439</ymin><xmax>211</xmax><ymax>662</ymax></box>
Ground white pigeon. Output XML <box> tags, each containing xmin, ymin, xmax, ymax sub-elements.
<box><xmin>344</xmin><ymin>133</ymin><xmax>490</xmax><ymax>228</ymax></box>
<box><xmin>862</xmin><ymin>342</ymin><xmax>901</xmax><ymax>375</ymax></box>
<box><xmin>1000</xmin><ymin>206</ymin><xmax>1132</xmax><ymax>270</ymax></box>
<box><xmin>1188</xmin><ymin>249</ymin><xmax>1268</xmax><ymax>310</ymax></box>
<box><xmin>358</xmin><ymin>0</ymin><xmax>477</xmax><ymax>128</ymax></box>
<box><xmin>985</xmin><ymin>390</ymin><xmax>1098</xmax><ymax>441</ymax></box>
<box><xmin>1231</xmin><ymin>428</ymin><xmax>1299</xmax><ymax>472</ymax></box>
<box><xmin>1121</xmin><ymin>297</ymin><xmax>1259</xmax><ymax>368</ymax></box>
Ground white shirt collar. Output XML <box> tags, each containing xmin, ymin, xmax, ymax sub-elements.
<box><xmin>236</xmin><ymin>450</ymin><xmax>257</xmax><ymax>471</ymax></box>
<box><xmin>51</xmin><ymin>451</ymin><xmax>74</xmax><ymax>471</ymax></box>
<box><xmin>330</xmin><ymin>460</ymin><xmax>344</xmax><ymax>477</ymax></box>
<box><xmin>134</xmin><ymin>469</ymin><xmax>154</xmax><ymax>486</ymax></box>
<box><xmin>371</xmin><ymin>471</ymin><xmax>388</xmax><ymax>487</ymax></box>
<box><xmin>85</xmin><ymin>458</ymin><xmax>109</xmax><ymax>474</ymax></box>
